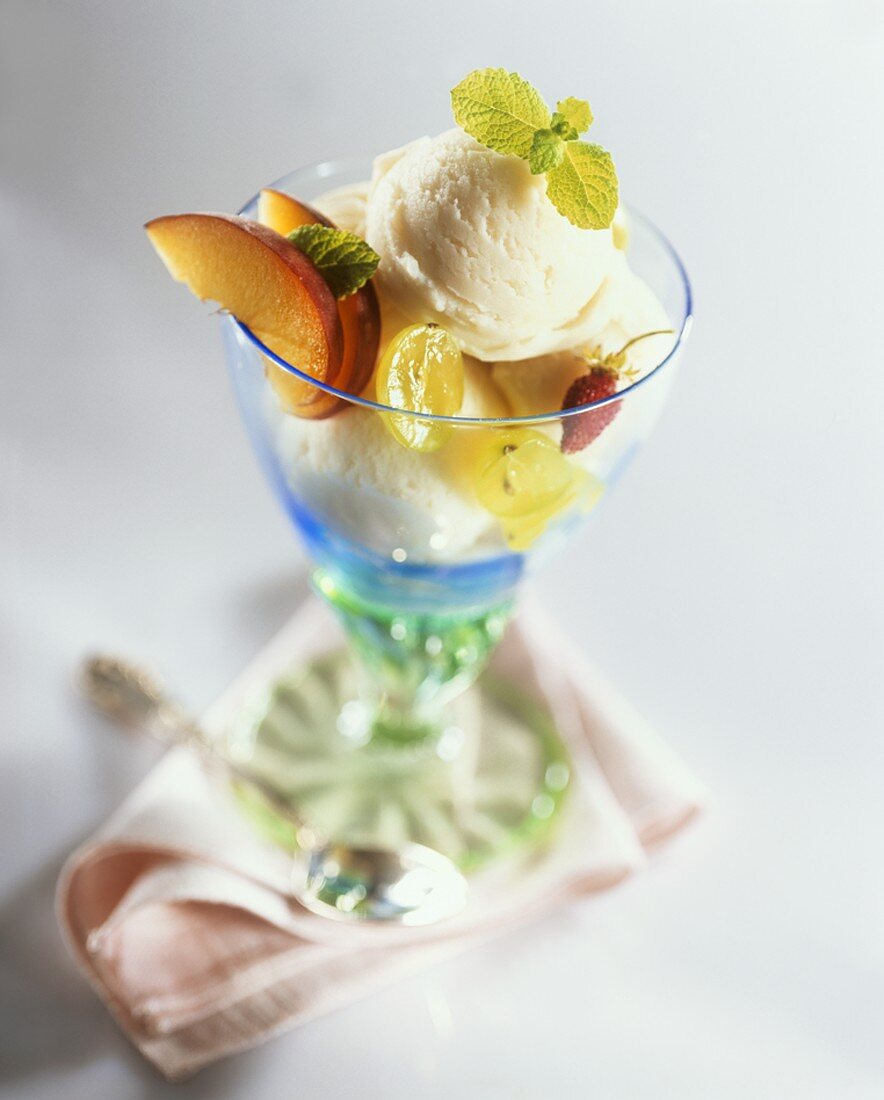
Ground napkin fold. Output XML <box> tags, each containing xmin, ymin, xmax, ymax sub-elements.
<box><xmin>57</xmin><ymin>597</ymin><xmax>705</xmax><ymax>1079</ymax></box>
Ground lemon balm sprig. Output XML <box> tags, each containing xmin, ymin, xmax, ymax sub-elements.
<box><xmin>450</xmin><ymin>68</ymin><xmax>618</xmax><ymax>231</ymax></box>
<box><xmin>286</xmin><ymin>224</ymin><xmax>380</xmax><ymax>298</ymax></box>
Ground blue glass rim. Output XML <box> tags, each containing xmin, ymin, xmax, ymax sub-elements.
<box><xmin>233</xmin><ymin>159</ymin><xmax>693</xmax><ymax>426</ymax></box>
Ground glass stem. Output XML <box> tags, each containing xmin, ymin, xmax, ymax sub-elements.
<box><xmin>314</xmin><ymin>570</ymin><xmax>513</xmax><ymax>747</ymax></box>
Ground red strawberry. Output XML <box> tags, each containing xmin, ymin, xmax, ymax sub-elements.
<box><xmin>560</xmin><ymin>367</ymin><xmax>620</xmax><ymax>454</ymax></box>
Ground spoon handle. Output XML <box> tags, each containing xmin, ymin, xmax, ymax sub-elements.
<box><xmin>81</xmin><ymin>655</ymin><xmax>197</xmax><ymax>744</ymax></box>
<box><xmin>80</xmin><ymin>655</ymin><xmax>319</xmax><ymax>843</ymax></box>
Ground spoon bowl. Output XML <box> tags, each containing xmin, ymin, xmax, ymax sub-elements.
<box><xmin>298</xmin><ymin>840</ymin><xmax>469</xmax><ymax>925</ymax></box>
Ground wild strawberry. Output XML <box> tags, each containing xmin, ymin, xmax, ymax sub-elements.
<box><xmin>559</xmin><ymin>328</ymin><xmax>675</xmax><ymax>454</ymax></box>
<box><xmin>560</xmin><ymin>367</ymin><xmax>619</xmax><ymax>454</ymax></box>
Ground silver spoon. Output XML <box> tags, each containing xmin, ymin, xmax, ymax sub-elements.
<box><xmin>80</xmin><ymin>655</ymin><xmax>468</xmax><ymax>927</ymax></box>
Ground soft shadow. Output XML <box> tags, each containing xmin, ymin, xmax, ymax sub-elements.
<box><xmin>0</xmin><ymin>851</ymin><xmax>123</xmax><ymax>1085</ymax></box>
<box><xmin>228</xmin><ymin>567</ymin><xmax>313</xmax><ymax>640</ymax></box>
<box><xmin>0</xmin><ymin>845</ymin><xmax>301</xmax><ymax>1098</ymax></box>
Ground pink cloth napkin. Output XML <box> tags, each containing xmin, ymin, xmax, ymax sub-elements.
<box><xmin>57</xmin><ymin>598</ymin><xmax>705</xmax><ymax>1079</ymax></box>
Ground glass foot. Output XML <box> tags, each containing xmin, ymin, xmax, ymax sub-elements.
<box><xmin>224</xmin><ymin>651</ymin><xmax>572</xmax><ymax>873</ymax></box>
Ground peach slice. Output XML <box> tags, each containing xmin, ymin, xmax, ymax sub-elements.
<box><xmin>291</xmin><ymin>284</ymin><xmax>381</xmax><ymax>419</ymax></box>
<box><xmin>145</xmin><ymin>213</ymin><xmax>343</xmax><ymax>405</ymax></box>
<box><xmin>258</xmin><ymin>188</ymin><xmax>331</xmax><ymax>235</ymax></box>
<box><xmin>257</xmin><ymin>189</ymin><xmax>381</xmax><ymax>418</ymax></box>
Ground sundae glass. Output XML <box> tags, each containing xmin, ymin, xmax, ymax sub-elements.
<box><xmin>146</xmin><ymin>71</ymin><xmax>691</xmax><ymax>885</ymax></box>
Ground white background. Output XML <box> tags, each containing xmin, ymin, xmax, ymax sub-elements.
<box><xmin>2</xmin><ymin>1</ymin><xmax>883</xmax><ymax>1096</ymax></box>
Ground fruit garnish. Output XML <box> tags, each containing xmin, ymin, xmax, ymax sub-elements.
<box><xmin>277</xmin><ymin>283</ymin><xmax>380</xmax><ymax>421</ymax></box>
<box><xmin>376</xmin><ymin>324</ymin><xmax>464</xmax><ymax>452</ymax></box>
<box><xmin>145</xmin><ymin>213</ymin><xmax>344</xmax><ymax>405</ymax></box>
<box><xmin>256</xmin><ymin>190</ymin><xmax>380</xmax><ymax>419</ymax></box>
<box><xmin>560</xmin><ymin>367</ymin><xmax>620</xmax><ymax>455</ymax></box>
<box><xmin>560</xmin><ymin>329</ymin><xmax>674</xmax><ymax>454</ymax></box>
<box><xmin>469</xmin><ymin>428</ymin><xmax>603</xmax><ymax>550</ymax></box>
<box><xmin>502</xmin><ymin>468</ymin><xmax>604</xmax><ymax>552</ymax></box>
<box><xmin>474</xmin><ymin>430</ymin><xmax>573</xmax><ymax>518</ymax></box>
<box><xmin>450</xmin><ymin>68</ymin><xmax>617</xmax><ymax>230</ymax></box>
<box><xmin>257</xmin><ymin>189</ymin><xmax>326</xmax><ymax>235</ymax></box>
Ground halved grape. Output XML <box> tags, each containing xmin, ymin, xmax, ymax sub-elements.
<box><xmin>474</xmin><ymin>429</ymin><xmax>574</xmax><ymax>518</ymax></box>
<box><xmin>376</xmin><ymin>323</ymin><xmax>464</xmax><ymax>451</ymax></box>
<box><xmin>502</xmin><ymin>468</ymin><xmax>605</xmax><ymax>551</ymax></box>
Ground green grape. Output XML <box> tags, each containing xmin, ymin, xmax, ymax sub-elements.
<box><xmin>503</xmin><ymin>468</ymin><xmax>604</xmax><ymax>551</ymax></box>
<box><xmin>376</xmin><ymin>323</ymin><xmax>464</xmax><ymax>451</ymax></box>
<box><xmin>474</xmin><ymin>429</ymin><xmax>573</xmax><ymax>518</ymax></box>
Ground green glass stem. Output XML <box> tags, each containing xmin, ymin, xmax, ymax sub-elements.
<box><xmin>314</xmin><ymin>569</ymin><xmax>513</xmax><ymax>746</ymax></box>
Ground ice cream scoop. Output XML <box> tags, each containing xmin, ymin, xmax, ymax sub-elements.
<box><xmin>365</xmin><ymin>128</ymin><xmax>622</xmax><ymax>362</ymax></box>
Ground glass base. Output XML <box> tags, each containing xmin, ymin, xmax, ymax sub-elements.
<box><xmin>225</xmin><ymin>650</ymin><xmax>572</xmax><ymax>873</ymax></box>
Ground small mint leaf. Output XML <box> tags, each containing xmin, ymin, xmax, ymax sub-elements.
<box><xmin>287</xmin><ymin>225</ymin><xmax>379</xmax><ymax>298</ymax></box>
<box><xmin>550</xmin><ymin>112</ymin><xmax>578</xmax><ymax>141</ymax></box>
<box><xmin>528</xmin><ymin>129</ymin><xmax>565</xmax><ymax>174</ymax></box>
<box><xmin>556</xmin><ymin>97</ymin><xmax>593</xmax><ymax>134</ymax></box>
<box><xmin>451</xmin><ymin>68</ymin><xmax>551</xmax><ymax>158</ymax></box>
<box><xmin>545</xmin><ymin>141</ymin><xmax>618</xmax><ymax>229</ymax></box>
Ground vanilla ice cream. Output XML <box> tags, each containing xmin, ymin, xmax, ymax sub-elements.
<box><xmin>364</xmin><ymin>129</ymin><xmax>623</xmax><ymax>361</ymax></box>
<box><xmin>268</xmin><ymin>137</ymin><xmax>678</xmax><ymax>562</ymax></box>
<box><xmin>270</xmin><ymin>357</ymin><xmax>510</xmax><ymax>560</ymax></box>
<box><xmin>314</xmin><ymin>182</ymin><xmax>368</xmax><ymax>238</ymax></box>
<box><xmin>490</xmin><ymin>265</ymin><xmax>673</xmax><ymax>418</ymax></box>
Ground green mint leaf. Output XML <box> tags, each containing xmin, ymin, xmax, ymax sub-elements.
<box><xmin>528</xmin><ymin>129</ymin><xmax>565</xmax><ymax>174</ymax></box>
<box><xmin>545</xmin><ymin>141</ymin><xmax>618</xmax><ymax>229</ymax></box>
<box><xmin>287</xmin><ymin>224</ymin><xmax>380</xmax><ymax>298</ymax></box>
<box><xmin>556</xmin><ymin>97</ymin><xmax>593</xmax><ymax>134</ymax></box>
<box><xmin>451</xmin><ymin>68</ymin><xmax>550</xmax><ymax>158</ymax></box>
<box><xmin>550</xmin><ymin>112</ymin><xmax>579</xmax><ymax>141</ymax></box>
<box><xmin>450</xmin><ymin>70</ymin><xmax>617</xmax><ymax>233</ymax></box>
